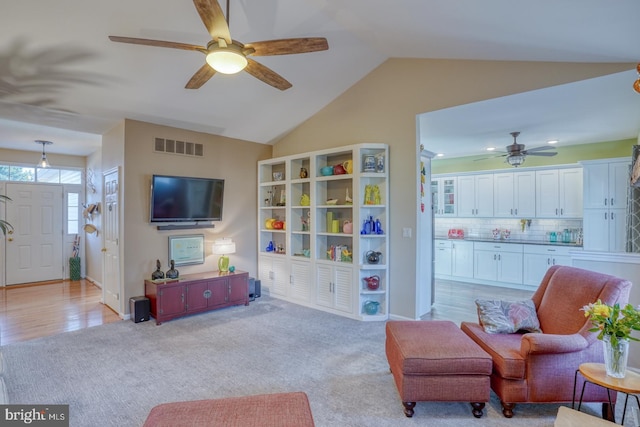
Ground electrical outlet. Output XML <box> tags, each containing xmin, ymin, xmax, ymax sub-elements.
<box><xmin>402</xmin><ymin>227</ymin><xmax>412</xmax><ymax>238</ymax></box>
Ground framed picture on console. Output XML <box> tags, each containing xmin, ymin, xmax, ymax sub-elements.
<box><xmin>169</xmin><ymin>234</ymin><xmax>205</xmax><ymax>266</ymax></box>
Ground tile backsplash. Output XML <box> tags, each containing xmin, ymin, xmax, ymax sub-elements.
<box><xmin>435</xmin><ymin>217</ymin><xmax>583</xmax><ymax>243</ymax></box>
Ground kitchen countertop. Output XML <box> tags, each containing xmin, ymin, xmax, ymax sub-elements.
<box><xmin>435</xmin><ymin>237</ymin><xmax>583</xmax><ymax>248</ymax></box>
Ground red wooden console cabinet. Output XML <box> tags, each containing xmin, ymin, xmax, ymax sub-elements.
<box><xmin>144</xmin><ymin>271</ymin><xmax>249</xmax><ymax>325</ymax></box>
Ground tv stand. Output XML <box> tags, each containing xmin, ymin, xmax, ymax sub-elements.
<box><xmin>144</xmin><ymin>271</ymin><xmax>249</xmax><ymax>324</ymax></box>
<box><xmin>156</xmin><ymin>223</ymin><xmax>215</xmax><ymax>231</ymax></box>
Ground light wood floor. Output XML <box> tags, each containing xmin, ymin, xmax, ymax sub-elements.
<box><xmin>425</xmin><ymin>279</ymin><xmax>535</xmax><ymax>325</ymax></box>
<box><xmin>0</xmin><ymin>277</ymin><xmax>532</xmax><ymax>346</ymax></box>
<box><xmin>0</xmin><ymin>279</ymin><xmax>121</xmax><ymax>346</ymax></box>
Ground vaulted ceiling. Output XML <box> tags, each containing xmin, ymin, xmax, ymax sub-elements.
<box><xmin>1</xmin><ymin>0</ymin><xmax>639</xmax><ymax>156</ymax></box>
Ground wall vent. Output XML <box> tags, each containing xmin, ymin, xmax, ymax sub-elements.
<box><xmin>153</xmin><ymin>137</ymin><xmax>204</xmax><ymax>158</ymax></box>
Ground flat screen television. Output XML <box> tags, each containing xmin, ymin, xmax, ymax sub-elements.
<box><xmin>150</xmin><ymin>174</ymin><xmax>224</xmax><ymax>222</ymax></box>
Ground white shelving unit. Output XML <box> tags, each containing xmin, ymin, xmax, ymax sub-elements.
<box><xmin>257</xmin><ymin>143</ymin><xmax>389</xmax><ymax>321</ymax></box>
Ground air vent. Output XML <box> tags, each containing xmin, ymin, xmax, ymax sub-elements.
<box><xmin>154</xmin><ymin>137</ymin><xmax>204</xmax><ymax>158</ymax></box>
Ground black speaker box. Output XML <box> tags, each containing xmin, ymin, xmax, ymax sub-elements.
<box><xmin>248</xmin><ymin>278</ymin><xmax>262</xmax><ymax>301</ymax></box>
<box><xmin>130</xmin><ymin>296</ymin><xmax>150</xmax><ymax>323</ymax></box>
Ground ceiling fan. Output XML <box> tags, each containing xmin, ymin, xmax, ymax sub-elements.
<box><xmin>479</xmin><ymin>131</ymin><xmax>557</xmax><ymax>167</ymax></box>
<box><xmin>108</xmin><ymin>0</ymin><xmax>328</xmax><ymax>90</ymax></box>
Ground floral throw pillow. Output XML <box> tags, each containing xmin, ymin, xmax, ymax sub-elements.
<box><xmin>475</xmin><ymin>299</ymin><xmax>542</xmax><ymax>334</ymax></box>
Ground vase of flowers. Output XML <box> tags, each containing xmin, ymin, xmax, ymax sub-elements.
<box><xmin>581</xmin><ymin>300</ymin><xmax>640</xmax><ymax>378</ymax></box>
<box><xmin>602</xmin><ymin>334</ymin><xmax>629</xmax><ymax>378</ymax></box>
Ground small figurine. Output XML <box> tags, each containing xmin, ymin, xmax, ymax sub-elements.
<box><xmin>152</xmin><ymin>259</ymin><xmax>165</xmax><ymax>280</ymax></box>
<box><xmin>166</xmin><ymin>259</ymin><xmax>179</xmax><ymax>279</ymax></box>
<box><xmin>372</xmin><ymin>184</ymin><xmax>381</xmax><ymax>205</ymax></box>
<box><xmin>364</xmin><ymin>184</ymin><xmax>372</xmax><ymax>205</ymax></box>
<box><xmin>300</xmin><ymin>167</ymin><xmax>308</xmax><ymax>178</ymax></box>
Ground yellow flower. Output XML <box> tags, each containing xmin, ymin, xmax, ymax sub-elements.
<box><xmin>593</xmin><ymin>304</ymin><xmax>611</xmax><ymax>318</ymax></box>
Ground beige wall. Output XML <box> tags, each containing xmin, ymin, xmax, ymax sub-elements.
<box><xmin>272</xmin><ymin>58</ymin><xmax>635</xmax><ymax>319</ymax></box>
<box><xmin>118</xmin><ymin>119</ymin><xmax>272</xmax><ymax>315</ymax></box>
<box><xmin>0</xmin><ymin>147</ymin><xmax>86</xmax><ymax>168</ymax></box>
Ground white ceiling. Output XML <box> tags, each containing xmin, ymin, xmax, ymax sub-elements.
<box><xmin>1</xmin><ymin>0</ymin><xmax>639</xmax><ymax>157</ymax></box>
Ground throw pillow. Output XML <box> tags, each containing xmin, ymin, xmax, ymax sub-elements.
<box><xmin>476</xmin><ymin>299</ymin><xmax>542</xmax><ymax>334</ymax></box>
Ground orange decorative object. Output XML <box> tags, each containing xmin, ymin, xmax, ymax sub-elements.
<box><xmin>634</xmin><ymin>78</ymin><xmax>640</xmax><ymax>94</ymax></box>
<box><xmin>272</xmin><ymin>220</ymin><xmax>284</xmax><ymax>229</ymax></box>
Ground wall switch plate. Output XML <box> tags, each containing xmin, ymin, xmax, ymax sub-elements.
<box><xmin>402</xmin><ymin>227</ymin><xmax>412</xmax><ymax>238</ymax></box>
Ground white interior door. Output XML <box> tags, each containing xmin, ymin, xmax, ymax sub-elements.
<box><xmin>103</xmin><ymin>169</ymin><xmax>121</xmax><ymax>313</ymax></box>
<box><xmin>5</xmin><ymin>183</ymin><xmax>63</xmax><ymax>285</ymax></box>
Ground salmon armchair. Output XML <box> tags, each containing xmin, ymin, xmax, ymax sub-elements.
<box><xmin>461</xmin><ymin>265</ymin><xmax>632</xmax><ymax>418</ymax></box>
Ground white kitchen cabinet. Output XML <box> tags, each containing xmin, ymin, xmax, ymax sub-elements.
<box><xmin>535</xmin><ymin>167</ymin><xmax>583</xmax><ymax>218</ymax></box>
<box><xmin>451</xmin><ymin>240</ymin><xmax>474</xmax><ymax>278</ymax></box>
<box><xmin>473</xmin><ymin>242</ymin><xmax>523</xmax><ymax>284</ymax></box>
<box><xmin>582</xmin><ymin>208</ymin><xmax>626</xmax><ymax>252</ymax></box>
<box><xmin>434</xmin><ymin>240</ymin><xmax>452</xmax><ymax>276</ymax></box>
<box><xmin>457</xmin><ymin>174</ymin><xmax>494</xmax><ymax>217</ymax></box>
<box><xmin>431</xmin><ymin>177</ymin><xmax>457</xmax><ymax>216</ymax></box>
<box><xmin>494</xmin><ymin>171</ymin><xmax>536</xmax><ymax>218</ymax></box>
<box><xmin>581</xmin><ymin>159</ymin><xmax>629</xmax><ymax>252</ymax></box>
<box><xmin>522</xmin><ymin>245</ymin><xmax>574</xmax><ymax>287</ymax></box>
<box><xmin>582</xmin><ymin>160</ymin><xmax>629</xmax><ymax>210</ymax></box>
<box><xmin>316</xmin><ymin>263</ymin><xmax>353</xmax><ymax>314</ymax></box>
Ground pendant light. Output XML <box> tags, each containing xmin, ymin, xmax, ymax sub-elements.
<box><xmin>35</xmin><ymin>140</ymin><xmax>53</xmax><ymax>168</ymax></box>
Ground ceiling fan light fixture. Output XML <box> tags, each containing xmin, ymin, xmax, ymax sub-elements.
<box><xmin>206</xmin><ymin>39</ymin><xmax>247</xmax><ymax>74</ymax></box>
<box><xmin>506</xmin><ymin>154</ymin><xmax>525</xmax><ymax>167</ymax></box>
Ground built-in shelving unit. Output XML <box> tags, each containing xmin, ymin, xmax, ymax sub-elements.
<box><xmin>257</xmin><ymin>143</ymin><xmax>389</xmax><ymax>321</ymax></box>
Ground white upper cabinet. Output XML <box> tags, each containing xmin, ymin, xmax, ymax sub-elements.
<box><xmin>457</xmin><ymin>174</ymin><xmax>494</xmax><ymax>217</ymax></box>
<box><xmin>431</xmin><ymin>177</ymin><xmax>457</xmax><ymax>217</ymax></box>
<box><xmin>581</xmin><ymin>159</ymin><xmax>629</xmax><ymax>252</ymax></box>
<box><xmin>535</xmin><ymin>167</ymin><xmax>583</xmax><ymax>218</ymax></box>
<box><xmin>583</xmin><ymin>161</ymin><xmax>629</xmax><ymax>209</ymax></box>
<box><xmin>494</xmin><ymin>171</ymin><xmax>536</xmax><ymax>218</ymax></box>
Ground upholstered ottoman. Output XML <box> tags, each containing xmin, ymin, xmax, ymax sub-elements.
<box><xmin>385</xmin><ymin>320</ymin><xmax>492</xmax><ymax>418</ymax></box>
<box><xmin>143</xmin><ymin>392</ymin><xmax>315</xmax><ymax>427</ymax></box>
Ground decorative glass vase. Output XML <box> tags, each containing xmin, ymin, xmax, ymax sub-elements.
<box><xmin>602</xmin><ymin>334</ymin><xmax>629</xmax><ymax>378</ymax></box>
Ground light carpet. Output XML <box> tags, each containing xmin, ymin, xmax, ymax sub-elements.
<box><xmin>2</xmin><ymin>296</ymin><xmax>608</xmax><ymax>426</ymax></box>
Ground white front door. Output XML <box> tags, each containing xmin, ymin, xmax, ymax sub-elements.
<box><xmin>5</xmin><ymin>183</ymin><xmax>63</xmax><ymax>285</ymax></box>
<box><xmin>103</xmin><ymin>169</ymin><xmax>121</xmax><ymax>313</ymax></box>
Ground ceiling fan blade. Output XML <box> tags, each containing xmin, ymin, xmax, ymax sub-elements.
<box><xmin>473</xmin><ymin>153</ymin><xmax>508</xmax><ymax>161</ymax></box>
<box><xmin>244</xmin><ymin>58</ymin><xmax>292</xmax><ymax>90</ymax></box>
<box><xmin>244</xmin><ymin>38</ymin><xmax>329</xmax><ymax>56</ymax></box>
<box><xmin>185</xmin><ymin>64</ymin><xmax>216</xmax><ymax>89</ymax></box>
<box><xmin>109</xmin><ymin>36</ymin><xmax>206</xmax><ymax>52</ymax></box>
<box><xmin>525</xmin><ymin>145</ymin><xmax>556</xmax><ymax>152</ymax></box>
<box><xmin>525</xmin><ymin>151</ymin><xmax>558</xmax><ymax>157</ymax></box>
<box><xmin>193</xmin><ymin>0</ymin><xmax>231</xmax><ymax>44</ymax></box>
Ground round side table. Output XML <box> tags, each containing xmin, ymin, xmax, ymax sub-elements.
<box><xmin>573</xmin><ymin>362</ymin><xmax>640</xmax><ymax>424</ymax></box>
